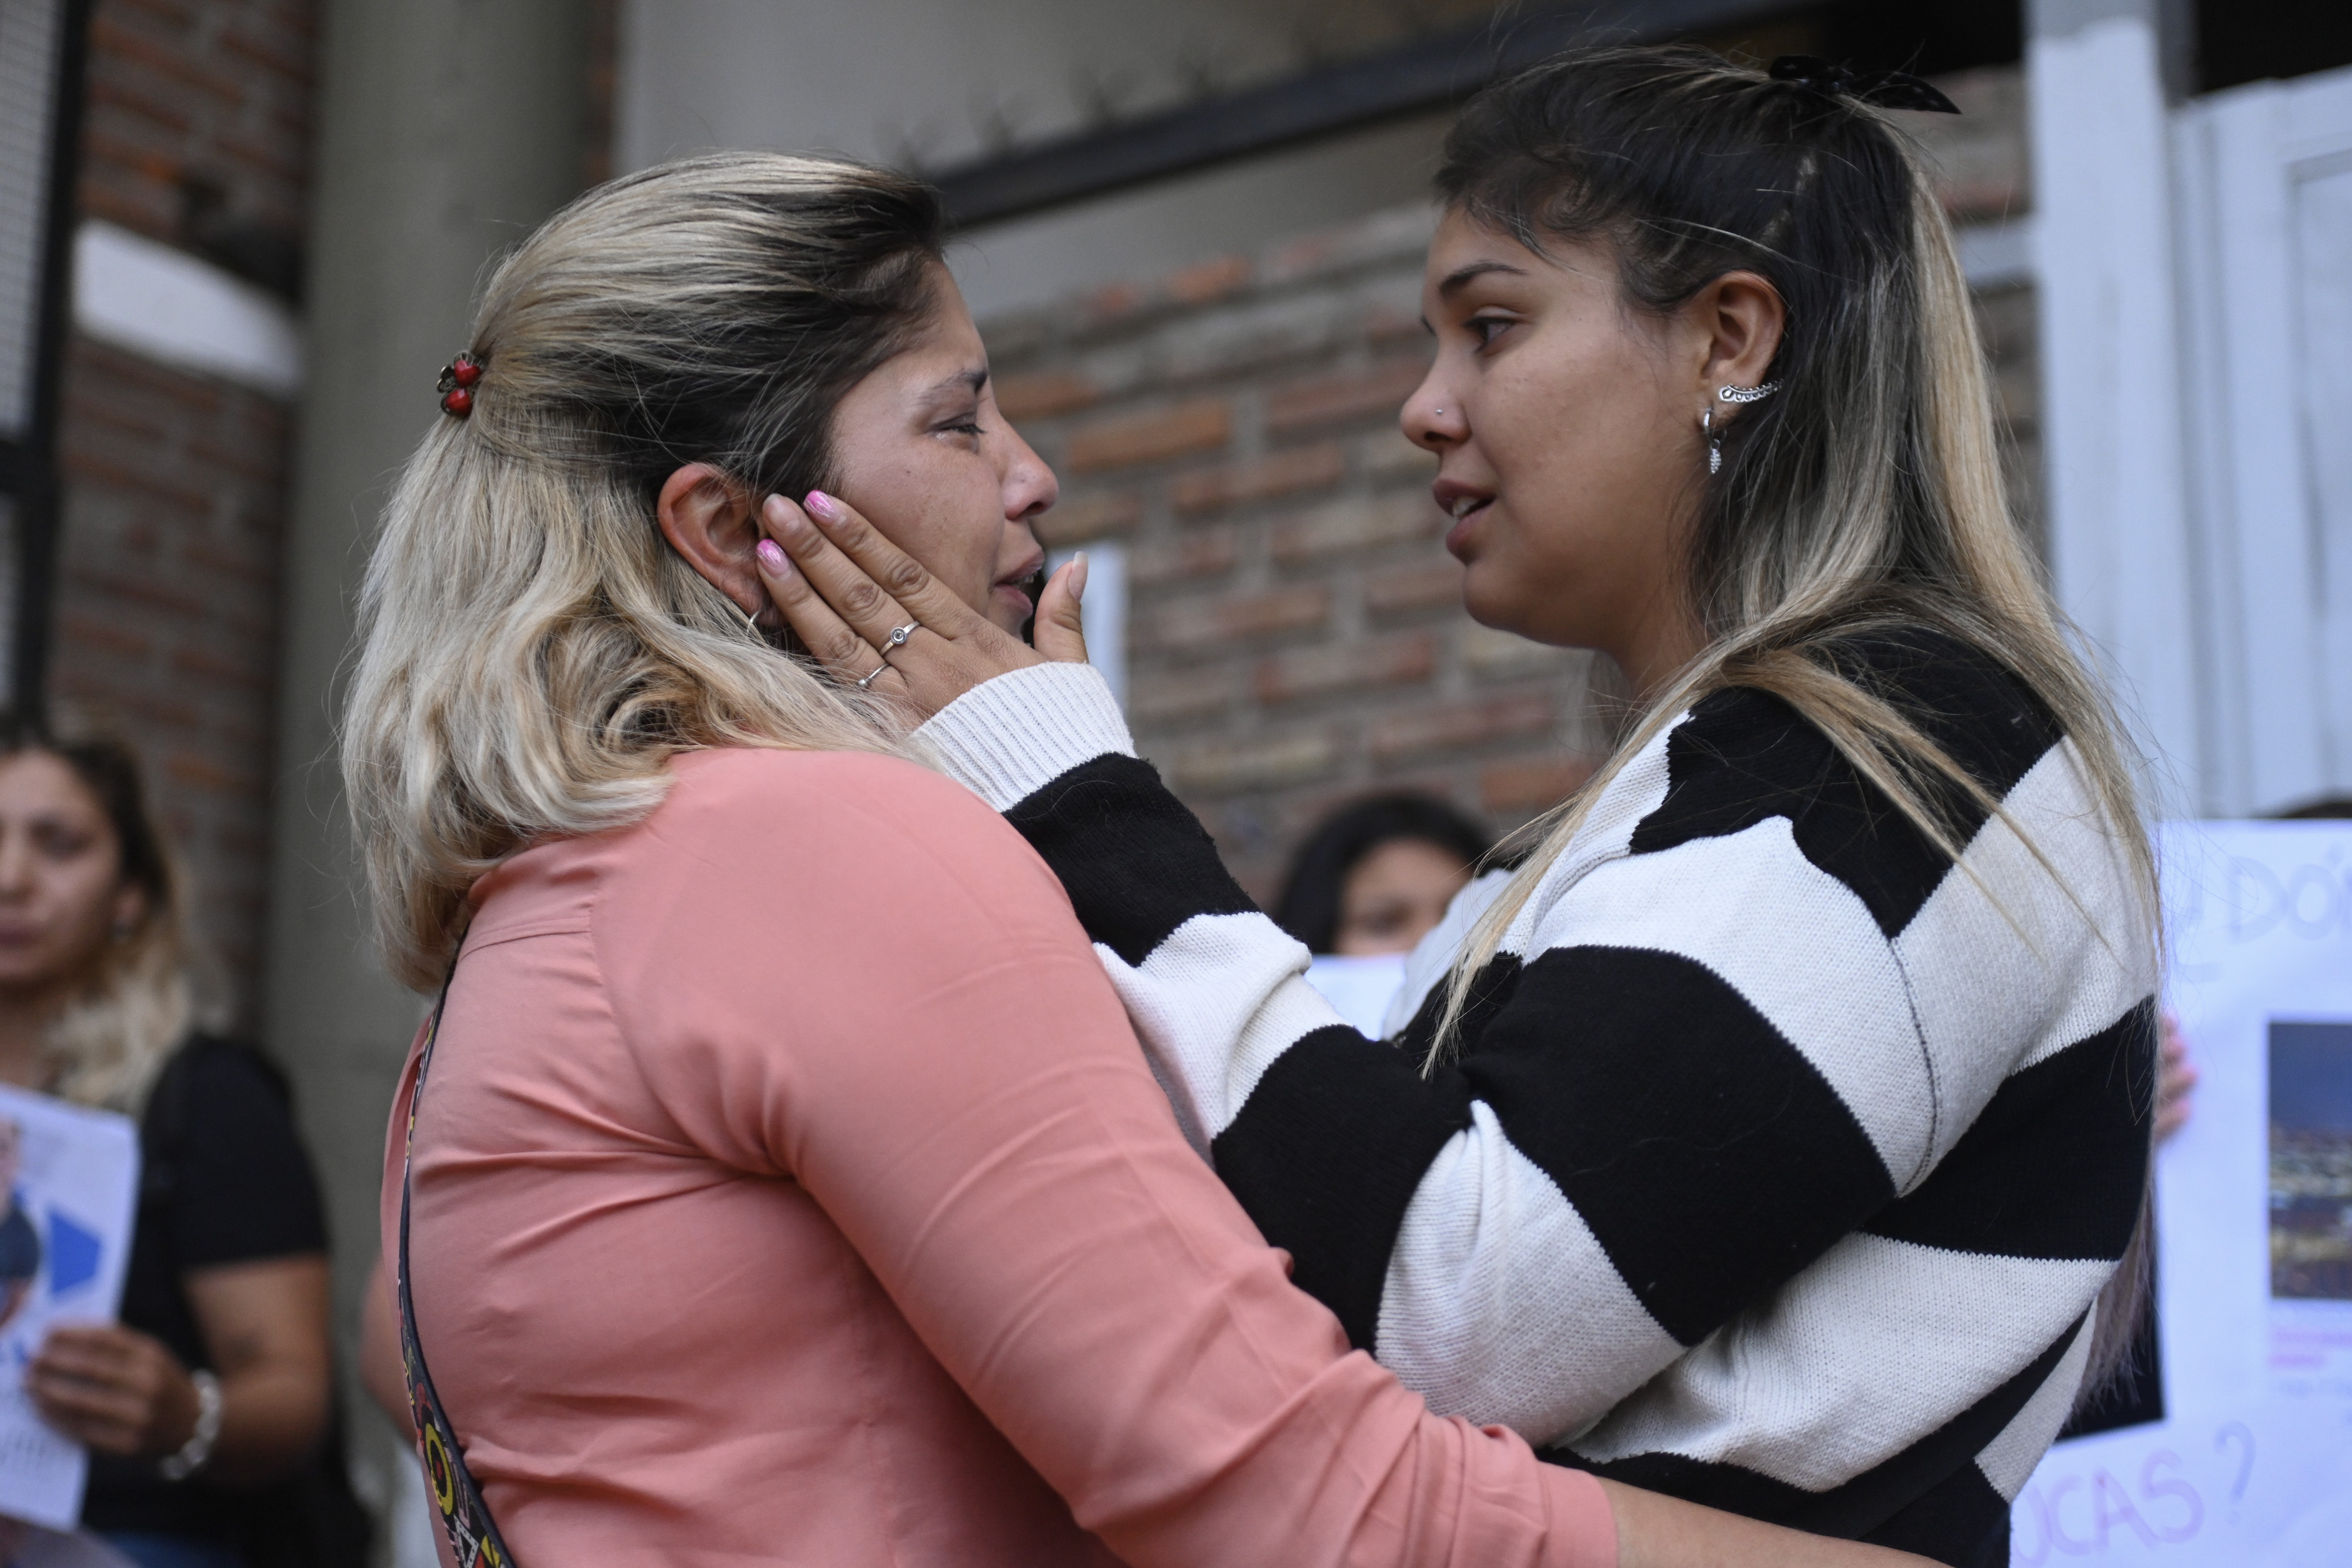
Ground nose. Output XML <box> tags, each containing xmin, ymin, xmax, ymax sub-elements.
<box><xmin>1001</xmin><ymin>422</ymin><xmax>1060</xmax><ymax>522</ymax></box>
<box><xmin>1401</xmin><ymin>365</ymin><xmax>1464</xmax><ymax>452</ymax></box>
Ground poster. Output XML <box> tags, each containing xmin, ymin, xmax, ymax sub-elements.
<box><xmin>0</xmin><ymin>1087</ymin><xmax>138</xmax><ymax>1533</ymax></box>
<box><xmin>2011</xmin><ymin>821</ymin><xmax>2352</xmax><ymax>1566</ymax></box>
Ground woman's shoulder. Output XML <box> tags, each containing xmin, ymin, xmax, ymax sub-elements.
<box><xmin>1553</xmin><ymin>626</ymin><xmax>2077</xmax><ymax>937</ymax></box>
<box><xmin>1654</xmin><ymin>626</ymin><xmax>2062</xmax><ymax>807</ymax></box>
<box><xmin>659</xmin><ymin>746</ymin><xmax>1013</xmax><ymax>851</ymax></box>
<box><xmin>633</xmin><ymin>746</ymin><xmax>1068</xmax><ymax>923</ymax></box>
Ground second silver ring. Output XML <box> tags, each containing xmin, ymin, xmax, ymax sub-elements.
<box><xmin>881</xmin><ymin>620</ymin><xmax>920</xmax><ymax>654</ymax></box>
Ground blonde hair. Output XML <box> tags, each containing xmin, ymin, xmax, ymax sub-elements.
<box><xmin>345</xmin><ymin>153</ymin><xmax>946</xmax><ymax>991</ymax></box>
<box><xmin>0</xmin><ymin>721</ymin><xmax>196</xmax><ymax>1111</ymax></box>
<box><xmin>1432</xmin><ymin>49</ymin><xmax>2159</xmax><ymax>1386</ymax></box>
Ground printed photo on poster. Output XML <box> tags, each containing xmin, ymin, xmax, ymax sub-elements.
<box><xmin>0</xmin><ymin>1085</ymin><xmax>139</xmax><ymax>1533</ymax></box>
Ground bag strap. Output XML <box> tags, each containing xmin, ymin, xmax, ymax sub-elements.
<box><xmin>398</xmin><ymin>979</ymin><xmax>517</xmax><ymax>1568</ymax></box>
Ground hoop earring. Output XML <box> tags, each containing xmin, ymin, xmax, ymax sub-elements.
<box><xmin>1703</xmin><ymin>405</ymin><xmax>1722</xmax><ymax>475</ymax></box>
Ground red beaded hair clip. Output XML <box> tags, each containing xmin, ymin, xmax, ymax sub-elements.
<box><xmin>436</xmin><ymin>352</ymin><xmax>483</xmax><ymax>417</ymax></box>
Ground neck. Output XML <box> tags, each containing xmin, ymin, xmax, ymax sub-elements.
<box><xmin>0</xmin><ymin>987</ymin><xmax>60</xmax><ymax>1090</ymax></box>
<box><xmin>1612</xmin><ymin>597</ymin><xmax>1708</xmax><ymax>704</ymax></box>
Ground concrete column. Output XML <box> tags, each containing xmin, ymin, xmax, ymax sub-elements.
<box><xmin>268</xmin><ymin>0</ymin><xmax>592</xmax><ymax>1506</ymax></box>
<box><xmin>2027</xmin><ymin>0</ymin><xmax>2203</xmax><ymax>811</ymax></box>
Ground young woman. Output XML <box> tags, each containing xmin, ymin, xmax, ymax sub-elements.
<box><xmin>1275</xmin><ymin>793</ymin><xmax>1493</xmax><ymax>957</ymax></box>
<box><xmin>352</xmin><ymin>149</ymin><xmax>1936</xmax><ymax>1568</ymax></box>
<box><xmin>759</xmin><ymin>48</ymin><xmax>2159</xmax><ymax>1567</ymax></box>
<box><xmin>0</xmin><ymin>723</ymin><xmax>338</xmax><ymax>1568</ymax></box>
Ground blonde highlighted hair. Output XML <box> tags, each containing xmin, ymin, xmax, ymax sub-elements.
<box><xmin>1431</xmin><ymin>48</ymin><xmax>2159</xmax><ymax>1389</ymax></box>
<box><xmin>344</xmin><ymin>153</ymin><xmax>946</xmax><ymax>990</ymax></box>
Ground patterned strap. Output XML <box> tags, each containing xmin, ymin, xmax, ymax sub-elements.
<box><xmin>397</xmin><ymin>988</ymin><xmax>517</xmax><ymax>1568</ymax></box>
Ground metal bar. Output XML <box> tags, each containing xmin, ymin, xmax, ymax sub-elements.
<box><xmin>14</xmin><ymin>0</ymin><xmax>94</xmax><ymax>726</ymax></box>
<box><xmin>933</xmin><ymin>0</ymin><xmax>1802</xmax><ymax>228</ymax></box>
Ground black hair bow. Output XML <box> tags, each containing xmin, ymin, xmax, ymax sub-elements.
<box><xmin>1769</xmin><ymin>56</ymin><xmax>1960</xmax><ymax>115</ymax></box>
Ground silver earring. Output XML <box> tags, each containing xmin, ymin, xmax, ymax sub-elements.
<box><xmin>1703</xmin><ymin>406</ymin><xmax>1722</xmax><ymax>474</ymax></box>
<box><xmin>1718</xmin><ymin>381</ymin><xmax>1779</xmax><ymax>404</ymax></box>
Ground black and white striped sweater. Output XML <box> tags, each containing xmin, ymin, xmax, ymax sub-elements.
<box><xmin>917</xmin><ymin>631</ymin><xmax>2156</xmax><ymax>1568</ymax></box>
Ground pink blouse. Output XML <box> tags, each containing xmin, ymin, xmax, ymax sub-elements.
<box><xmin>380</xmin><ymin>747</ymin><xmax>1615</xmax><ymax>1568</ymax></box>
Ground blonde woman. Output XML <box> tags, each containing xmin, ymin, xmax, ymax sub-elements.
<box><xmin>350</xmin><ymin>149</ymin><xmax>1934</xmax><ymax>1568</ymax></box>
<box><xmin>0</xmin><ymin>723</ymin><xmax>336</xmax><ymax>1568</ymax></box>
<box><xmin>763</xmin><ymin>48</ymin><xmax>2159</xmax><ymax>1568</ymax></box>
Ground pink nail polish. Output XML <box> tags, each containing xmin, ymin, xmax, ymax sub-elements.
<box><xmin>804</xmin><ymin>490</ymin><xmax>839</xmax><ymax>521</ymax></box>
<box><xmin>756</xmin><ymin>539</ymin><xmax>790</xmax><ymax>573</ymax></box>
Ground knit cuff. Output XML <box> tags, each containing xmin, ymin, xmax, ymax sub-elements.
<box><xmin>916</xmin><ymin>661</ymin><xmax>1137</xmax><ymax>812</ymax></box>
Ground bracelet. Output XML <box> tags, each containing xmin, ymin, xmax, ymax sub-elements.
<box><xmin>159</xmin><ymin>1369</ymin><xmax>223</xmax><ymax>1480</ymax></box>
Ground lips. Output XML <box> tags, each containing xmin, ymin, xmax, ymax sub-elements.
<box><xmin>996</xmin><ymin>563</ymin><xmax>1045</xmax><ymax>617</ymax></box>
<box><xmin>1433</xmin><ymin>479</ymin><xmax>1495</xmax><ymax>559</ymax></box>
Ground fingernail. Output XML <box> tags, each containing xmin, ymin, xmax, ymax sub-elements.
<box><xmin>1070</xmin><ymin>551</ymin><xmax>1089</xmax><ymax>603</ymax></box>
<box><xmin>756</xmin><ymin>539</ymin><xmax>790</xmax><ymax>573</ymax></box>
<box><xmin>804</xmin><ymin>490</ymin><xmax>840</xmax><ymax>521</ymax></box>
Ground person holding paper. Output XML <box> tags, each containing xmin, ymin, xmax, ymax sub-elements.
<box><xmin>761</xmin><ymin>47</ymin><xmax>2161</xmax><ymax>1567</ymax></box>
<box><xmin>0</xmin><ymin>724</ymin><xmax>348</xmax><ymax>1568</ymax></box>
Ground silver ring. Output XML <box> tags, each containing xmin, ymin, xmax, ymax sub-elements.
<box><xmin>856</xmin><ymin>662</ymin><xmax>891</xmax><ymax>691</ymax></box>
<box><xmin>882</xmin><ymin>620</ymin><xmax>919</xmax><ymax>652</ymax></box>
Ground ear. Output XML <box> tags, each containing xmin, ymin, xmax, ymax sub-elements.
<box><xmin>1690</xmin><ymin>270</ymin><xmax>1787</xmax><ymax>417</ymax></box>
<box><xmin>656</xmin><ymin>463</ymin><xmax>769</xmax><ymax>623</ymax></box>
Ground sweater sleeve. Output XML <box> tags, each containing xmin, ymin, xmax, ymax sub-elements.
<box><xmin>913</xmin><ymin>658</ymin><xmax>2149</xmax><ymax>1463</ymax></box>
<box><xmin>607</xmin><ymin>750</ymin><xmax>1617</xmax><ymax>1568</ymax></box>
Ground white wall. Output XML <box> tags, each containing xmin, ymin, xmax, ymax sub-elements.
<box><xmin>616</xmin><ymin>0</ymin><xmax>1449</xmax><ymax>319</ymax></box>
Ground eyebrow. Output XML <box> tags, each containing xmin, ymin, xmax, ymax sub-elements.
<box><xmin>1437</xmin><ymin>260</ymin><xmax>1528</xmax><ymax>299</ymax></box>
<box><xmin>927</xmin><ymin>366</ymin><xmax>989</xmax><ymax>399</ymax></box>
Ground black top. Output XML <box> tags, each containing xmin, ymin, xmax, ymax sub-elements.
<box><xmin>81</xmin><ymin>1035</ymin><xmax>329</xmax><ymax>1540</ymax></box>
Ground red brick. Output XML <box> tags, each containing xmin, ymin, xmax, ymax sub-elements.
<box><xmin>1170</xmin><ymin>443</ymin><xmax>1344</xmax><ymax>514</ymax></box>
<box><xmin>1480</xmin><ymin>756</ymin><xmax>1598</xmax><ymax>813</ymax></box>
<box><xmin>1170</xmin><ymin>729</ymin><xmax>1341</xmax><ymax>795</ymax></box>
<box><xmin>1081</xmin><ymin>282</ymin><xmax>1145</xmax><ymax>325</ymax></box>
<box><xmin>1269</xmin><ymin>492</ymin><xmax>1442</xmax><ymax>565</ymax></box>
<box><xmin>1362</xmin><ymin>559</ymin><xmax>1463</xmax><ymax>615</ymax></box>
<box><xmin>1034</xmin><ymin>489</ymin><xmax>1143</xmax><ymax>547</ymax></box>
<box><xmin>1370</xmin><ymin>693</ymin><xmax>1558</xmax><ymax>764</ymax></box>
<box><xmin>1130</xmin><ymin>526</ymin><xmax>1239</xmax><ymax>587</ymax></box>
<box><xmin>1140</xmin><ymin>585</ymin><xmax>1329</xmax><ymax>652</ymax></box>
<box><xmin>1167</xmin><ymin>255</ymin><xmax>1250</xmax><ymax>305</ymax></box>
<box><xmin>1265</xmin><ymin>355</ymin><xmax>1432</xmax><ymax>435</ymax></box>
<box><xmin>994</xmin><ymin>371</ymin><xmax>1099</xmax><ymax>421</ymax></box>
<box><xmin>1254</xmin><ymin>631</ymin><xmax>1435</xmax><ymax>705</ymax></box>
<box><xmin>1130</xmin><ymin>667</ymin><xmax>1235</xmax><ymax>726</ymax></box>
<box><xmin>53</xmin><ymin>610</ymin><xmax>154</xmax><ymax>662</ymax></box>
<box><xmin>1064</xmin><ymin>398</ymin><xmax>1231</xmax><ymax>473</ymax></box>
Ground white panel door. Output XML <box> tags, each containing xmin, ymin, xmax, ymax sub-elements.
<box><xmin>2175</xmin><ymin>66</ymin><xmax>2352</xmax><ymax>815</ymax></box>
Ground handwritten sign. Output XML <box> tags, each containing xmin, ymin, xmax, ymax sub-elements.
<box><xmin>2014</xmin><ymin>821</ymin><xmax>2352</xmax><ymax>1565</ymax></box>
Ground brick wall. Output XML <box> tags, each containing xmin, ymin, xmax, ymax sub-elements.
<box><xmin>985</xmin><ymin>64</ymin><xmax>2036</xmax><ymax>904</ymax></box>
<box><xmin>52</xmin><ymin>0</ymin><xmax>316</xmax><ymax>1023</ymax></box>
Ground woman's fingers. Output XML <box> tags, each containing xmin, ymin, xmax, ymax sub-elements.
<box><xmin>766</xmin><ymin>503</ymin><xmax>908</xmax><ymax>644</ymax></box>
<box><xmin>756</xmin><ymin>490</ymin><xmax>1049</xmax><ymax>720</ymax></box>
<box><xmin>791</xmin><ymin>491</ymin><xmax>986</xmax><ymax>641</ymax></box>
<box><xmin>755</xmin><ymin>535</ymin><xmax>906</xmax><ymax>696</ymax></box>
<box><xmin>1032</xmin><ymin>556</ymin><xmax>1090</xmax><ymax>665</ymax></box>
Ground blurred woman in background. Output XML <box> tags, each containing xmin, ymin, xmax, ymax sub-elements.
<box><xmin>0</xmin><ymin>720</ymin><xmax>341</xmax><ymax>1568</ymax></box>
<box><xmin>1274</xmin><ymin>793</ymin><xmax>1491</xmax><ymax>958</ymax></box>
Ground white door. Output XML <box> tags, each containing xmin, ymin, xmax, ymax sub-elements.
<box><xmin>2174</xmin><ymin>65</ymin><xmax>2352</xmax><ymax>816</ymax></box>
